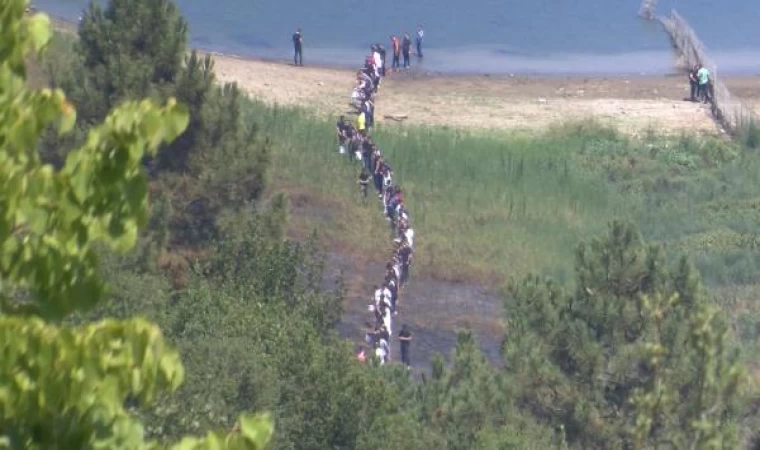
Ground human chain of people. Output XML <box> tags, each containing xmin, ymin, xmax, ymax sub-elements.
<box><xmin>331</xmin><ymin>39</ymin><xmax>420</xmax><ymax>368</ymax></box>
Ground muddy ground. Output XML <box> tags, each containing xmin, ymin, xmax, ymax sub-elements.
<box><xmin>326</xmin><ymin>252</ymin><xmax>504</xmax><ymax>370</ymax></box>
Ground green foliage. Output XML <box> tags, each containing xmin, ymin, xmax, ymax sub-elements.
<box><xmin>48</xmin><ymin>0</ymin><xmax>269</xmax><ymax>185</ymax></box>
<box><xmin>34</xmin><ymin>0</ymin><xmax>271</xmax><ymax>259</ymax></box>
<box><xmin>73</xmin><ymin>0</ymin><xmax>187</xmax><ymax>123</ymax></box>
<box><xmin>737</xmin><ymin>116</ymin><xmax>760</xmax><ymax>150</ymax></box>
<box><xmin>376</xmin><ymin>331</ymin><xmax>558</xmax><ymax>450</ymax></box>
<box><xmin>0</xmin><ymin>3</ymin><xmax>270</xmax><ymax>449</ymax></box>
<box><xmin>93</xmin><ymin>212</ymin><xmax>394</xmax><ymax>449</ymax></box>
<box><xmin>241</xmin><ymin>100</ymin><xmax>759</xmax><ymax>292</ymax></box>
<box><xmin>22</xmin><ymin>2</ymin><xmax>760</xmax><ymax>448</ymax></box>
<box><xmin>504</xmin><ymin>222</ymin><xmax>747</xmax><ymax>449</ymax></box>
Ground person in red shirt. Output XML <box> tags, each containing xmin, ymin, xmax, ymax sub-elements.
<box><xmin>389</xmin><ymin>35</ymin><xmax>401</xmax><ymax>71</ymax></box>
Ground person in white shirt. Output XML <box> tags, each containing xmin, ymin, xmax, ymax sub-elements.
<box><xmin>380</xmin><ymin>338</ymin><xmax>390</xmax><ymax>362</ymax></box>
<box><xmin>375</xmin><ymin>340</ymin><xmax>387</xmax><ymax>364</ymax></box>
<box><xmin>382</xmin><ymin>284</ymin><xmax>392</xmax><ymax>308</ymax></box>
<box><xmin>372</xmin><ymin>45</ymin><xmax>382</xmax><ymax>81</ymax></box>
<box><xmin>373</xmin><ymin>284</ymin><xmax>384</xmax><ymax>309</ymax></box>
<box><xmin>382</xmin><ymin>305</ymin><xmax>392</xmax><ymax>337</ymax></box>
<box><xmin>405</xmin><ymin>228</ymin><xmax>414</xmax><ymax>248</ymax></box>
<box><xmin>416</xmin><ymin>25</ymin><xmax>424</xmax><ymax>58</ymax></box>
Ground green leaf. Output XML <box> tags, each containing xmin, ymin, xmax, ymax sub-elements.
<box><xmin>238</xmin><ymin>413</ymin><xmax>274</xmax><ymax>449</ymax></box>
<box><xmin>26</xmin><ymin>14</ymin><xmax>52</xmax><ymax>53</ymax></box>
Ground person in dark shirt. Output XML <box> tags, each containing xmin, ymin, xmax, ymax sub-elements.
<box><xmin>358</xmin><ymin>168</ymin><xmax>370</xmax><ymax>199</ymax></box>
<box><xmin>336</xmin><ymin>115</ymin><xmax>348</xmax><ymax>147</ymax></box>
<box><xmin>362</xmin><ymin>99</ymin><xmax>374</xmax><ymax>129</ymax></box>
<box><xmin>399</xmin><ymin>241</ymin><xmax>413</xmax><ymax>286</ymax></box>
<box><xmin>373</xmin><ymin>156</ymin><xmax>384</xmax><ymax>196</ymax></box>
<box><xmin>399</xmin><ymin>325</ymin><xmax>413</xmax><ymax>368</ymax></box>
<box><xmin>292</xmin><ymin>28</ymin><xmax>303</xmax><ymax>66</ymax></box>
<box><xmin>688</xmin><ymin>64</ymin><xmax>698</xmax><ymax>102</ymax></box>
<box><xmin>402</xmin><ymin>32</ymin><xmax>412</xmax><ymax>69</ymax></box>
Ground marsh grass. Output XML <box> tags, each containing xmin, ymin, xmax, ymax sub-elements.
<box><xmin>248</xmin><ymin>102</ymin><xmax>639</xmax><ymax>283</ymax></box>
<box><xmin>246</xmin><ymin>97</ymin><xmax>760</xmax><ymax>324</ymax></box>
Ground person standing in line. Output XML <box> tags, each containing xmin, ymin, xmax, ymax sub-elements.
<box><xmin>377</xmin><ymin>43</ymin><xmax>387</xmax><ymax>77</ymax></box>
<box><xmin>292</xmin><ymin>28</ymin><xmax>304</xmax><ymax>66</ymax></box>
<box><xmin>358</xmin><ymin>168</ymin><xmax>370</xmax><ymax>200</ymax></box>
<box><xmin>697</xmin><ymin>64</ymin><xmax>710</xmax><ymax>103</ymax></box>
<box><xmin>390</xmin><ymin>35</ymin><xmax>401</xmax><ymax>71</ymax></box>
<box><xmin>688</xmin><ymin>64</ymin><xmax>699</xmax><ymax>102</ymax></box>
<box><xmin>372</xmin><ymin>45</ymin><xmax>383</xmax><ymax>84</ymax></box>
<box><xmin>399</xmin><ymin>238</ymin><xmax>413</xmax><ymax>286</ymax></box>
<box><xmin>399</xmin><ymin>325</ymin><xmax>413</xmax><ymax>368</ymax></box>
<box><xmin>415</xmin><ymin>24</ymin><xmax>424</xmax><ymax>58</ymax></box>
<box><xmin>356</xmin><ymin>108</ymin><xmax>366</xmax><ymax>136</ymax></box>
<box><xmin>402</xmin><ymin>32</ymin><xmax>412</xmax><ymax>68</ymax></box>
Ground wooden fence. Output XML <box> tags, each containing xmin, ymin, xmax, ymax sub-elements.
<box><xmin>640</xmin><ymin>1</ymin><xmax>758</xmax><ymax>134</ymax></box>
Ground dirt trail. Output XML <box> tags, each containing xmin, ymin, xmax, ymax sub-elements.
<box><xmin>326</xmin><ymin>252</ymin><xmax>503</xmax><ymax>369</ymax></box>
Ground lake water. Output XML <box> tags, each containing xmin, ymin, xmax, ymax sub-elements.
<box><xmin>33</xmin><ymin>0</ymin><xmax>760</xmax><ymax>75</ymax></box>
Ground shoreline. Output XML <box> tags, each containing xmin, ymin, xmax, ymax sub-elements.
<box><xmin>34</xmin><ymin>8</ymin><xmax>760</xmax><ymax>135</ymax></box>
<box><xmin>39</xmin><ymin>8</ymin><xmax>760</xmax><ymax>79</ymax></box>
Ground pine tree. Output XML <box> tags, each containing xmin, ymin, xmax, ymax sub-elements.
<box><xmin>503</xmin><ymin>221</ymin><xmax>747</xmax><ymax>449</ymax></box>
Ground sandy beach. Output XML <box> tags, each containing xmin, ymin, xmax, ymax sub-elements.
<box><xmin>44</xmin><ymin>11</ymin><xmax>760</xmax><ymax>136</ymax></box>
<box><xmin>210</xmin><ymin>52</ymin><xmax>760</xmax><ymax>135</ymax></box>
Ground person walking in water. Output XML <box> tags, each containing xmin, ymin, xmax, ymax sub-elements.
<box><xmin>415</xmin><ymin>25</ymin><xmax>424</xmax><ymax>58</ymax></box>
<box><xmin>390</xmin><ymin>35</ymin><xmax>401</xmax><ymax>71</ymax></box>
<box><xmin>402</xmin><ymin>32</ymin><xmax>412</xmax><ymax>69</ymax></box>
<box><xmin>292</xmin><ymin>28</ymin><xmax>304</xmax><ymax>66</ymax></box>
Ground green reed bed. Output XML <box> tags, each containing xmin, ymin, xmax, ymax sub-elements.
<box><xmin>246</xmin><ymin>101</ymin><xmax>636</xmax><ymax>283</ymax></box>
<box><xmin>243</xmin><ymin>98</ymin><xmax>760</xmax><ymax>359</ymax></box>
<box><xmin>245</xmin><ymin>97</ymin><xmax>760</xmax><ymax>296</ymax></box>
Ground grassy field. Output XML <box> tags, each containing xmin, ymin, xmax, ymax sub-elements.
<box><xmin>249</xmin><ymin>100</ymin><xmax>756</xmax><ymax>282</ymax></box>
<box><xmin>252</xmin><ymin>103</ymin><xmax>637</xmax><ymax>284</ymax></box>
<box><xmin>32</xmin><ymin>29</ymin><xmax>760</xmax><ymax>362</ymax></box>
<box><xmin>246</xmin><ymin>100</ymin><xmax>760</xmax><ymax>361</ymax></box>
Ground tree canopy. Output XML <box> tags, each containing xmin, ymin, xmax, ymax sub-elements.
<box><xmin>0</xmin><ymin>2</ymin><xmax>271</xmax><ymax>448</ymax></box>
<box><xmin>503</xmin><ymin>221</ymin><xmax>747</xmax><ymax>449</ymax></box>
<box><xmin>11</xmin><ymin>0</ymin><xmax>758</xmax><ymax>447</ymax></box>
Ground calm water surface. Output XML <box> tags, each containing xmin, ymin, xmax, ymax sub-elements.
<box><xmin>35</xmin><ymin>0</ymin><xmax>760</xmax><ymax>75</ymax></box>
